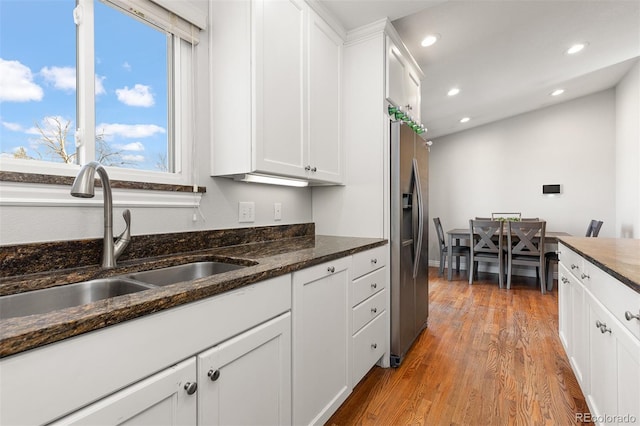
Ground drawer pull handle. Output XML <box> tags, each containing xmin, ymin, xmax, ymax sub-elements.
<box><xmin>327</xmin><ymin>266</ymin><xmax>335</xmax><ymax>273</ymax></box>
<box><xmin>184</xmin><ymin>382</ymin><xmax>198</xmax><ymax>395</ymax></box>
<box><xmin>371</xmin><ymin>258</ymin><xmax>378</xmax><ymax>264</ymax></box>
<box><xmin>371</xmin><ymin>283</ymin><xmax>378</xmax><ymax>289</ymax></box>
<box><xmin>625</xmin><ymin>311</ymin><xmax>640</xmax><ymax>322</ymax></box>
<box><xmin>207</xmin><ymin>369</ymin><xmax>221</xmax><ymax>381</ymax></box>
<box><xmin>580</xmin><ymin>273</ymin><xmax>590</xmax><ymax>280</ymax></box>
<box><xmin>371</xmin><ymin>307</ymin><xmax>377</xmax><ymax>314</ymax></box>
<box><xmin>371</xmin><ymin>343</ymin><xmax>377</xmax><ymax>349</ymax></box>
<box><xmin>571</xmin><ymin>264</ymin><xmax>579</xmax><ymax>270</ymax></box>
<box><xmin>561</xmin><ymin>277</ymin><xmax>570</xmax><ymax>284</ymax></box>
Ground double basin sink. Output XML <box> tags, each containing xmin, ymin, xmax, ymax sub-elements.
<box><xmin>0</xmin><ymin>261</ymin><xmax>247</xmax><ymax>320</ymax></box>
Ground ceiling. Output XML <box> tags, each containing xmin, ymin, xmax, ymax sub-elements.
<box><xmin>319</xmin><ymin>0</ymin><xmax>640</xmax><ymax>139</ymax></box>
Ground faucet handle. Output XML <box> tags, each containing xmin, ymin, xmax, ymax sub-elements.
<box><xmin>114</xmin><ymin>209</ymin><xmax>132</xmax><ymax>260</ymax></box>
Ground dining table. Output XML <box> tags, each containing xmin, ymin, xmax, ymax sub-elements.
<box><xmin>445</xmin><ymin>227</ymin><xmax>571</xmax><ymax>281</ymax></box>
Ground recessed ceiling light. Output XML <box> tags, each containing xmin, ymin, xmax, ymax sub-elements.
<box><xmin>421</xmin><ymin>34</ymin><xmax>440</xmax><ymax>47</ymax></box>
<box><xmin>447</xmin><ymin>88</ymin><xmax>460</xmax><ymax>96</ymax></box>
<box><xmin>566</xmin><ymin>43</ymin><xmax>587</xmax><ymax>55</ymax></box>
<box><xmin>551</xmin><ymin>89</ymin><xmax>565</xmax><ymax>96</ymax></box>
<box><xmin>460</xmin><ymin>117</ymin><xmax>470</xmax><ymax>123</ymax></box>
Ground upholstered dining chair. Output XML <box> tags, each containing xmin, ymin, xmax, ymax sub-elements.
<box><xmin>469</xmin><ymin>219</ymin><xmax>504</xmax><ymax>288</ymax></box>
<box><xmin>545</xmin><ymin>219</ymin><xmax>603</xmax><ymax>290</ymax></box>
<box><xmin>507</xmin><ymin>220</ymin><xmax>546</xmax><ymax>293</ymax></box>
<box><xmin>434</xmin><ymin>217</ymin><xmax>470</xmax><ymax>278</ymax></box>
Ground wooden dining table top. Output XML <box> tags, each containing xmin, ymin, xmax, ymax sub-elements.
<box><xmin>447</xmin><ymin>228</ymin><xmax>571</xmax><ymax>243</ymax></box>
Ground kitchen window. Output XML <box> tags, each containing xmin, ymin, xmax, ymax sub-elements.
<box><xmin>0</xmin><ymin>0</ymin><xmax>201</xmax><ymax>188</ymax></box>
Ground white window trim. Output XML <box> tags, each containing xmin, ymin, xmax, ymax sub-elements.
<box><xmin>0</xmin><ymin>0</ymin><xmax>201</xmax><ymax>203</ymax></box>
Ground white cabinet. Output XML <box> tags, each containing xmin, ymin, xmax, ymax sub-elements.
<box><xmin>386</xmin><ymin>36</ymin><xmax>421</xmax><ymax>121</ymax></box>
<box><xmin>52</xmin><ymin>358</ymin><xmax>197</xmax><ymax>426</ymax></box>
<box><xmin>558</xmin><ymin>243</ymin><xmax>640</xmax><ymax>425</ymax></box>
<box><xmin>292</xmin><ymin>256</ymin><xmax>351</xmax><ymax>425</ymax></box>
<box><xmin>210</xmin><ymin>0</ymin><xmax>343</xmax><ymax>185</ymax></box>
<box><xmin>198</xmin><ymin>312</ymin><xmax>291</xmax><ymax>425</ymax></box>
<box><xmin>350</xmin><ymin>246</ymin><xmax>388</xmax><ymax>386</ymax></box>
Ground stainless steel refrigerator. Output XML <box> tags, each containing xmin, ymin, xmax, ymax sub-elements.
<box><xmin>389</xmin><ymin>120</ymin><xmax>429</xmax><ymax>367</ymax></box>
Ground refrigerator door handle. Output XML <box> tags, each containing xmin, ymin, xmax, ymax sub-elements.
<box><xmin>412</xmin><ymin>158</ymin><xmax>424</xmax><ymax>279</ymax></box>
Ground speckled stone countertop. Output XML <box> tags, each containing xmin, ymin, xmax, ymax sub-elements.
<box><xmin>558</xmin><ymin>237</ymin><xmax>640</xmax><ymax>293</ymax></box>
<box><xmin>0</xmin><ymin>225</ymin><xmax>386</xmax><ymax>358</ymax></box>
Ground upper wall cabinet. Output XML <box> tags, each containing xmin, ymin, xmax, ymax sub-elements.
<box><xmin>386</xmin><ymin>37</ymin><xmax>422</xmax><ymax>123</ymax></box>
<box><xmin>210</xmin><ymin>0</ymin><xmax>343</xmax><ymax>185</ymax></box>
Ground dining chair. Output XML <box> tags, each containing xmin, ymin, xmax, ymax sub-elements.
<box><xmin>469</xmin><ymin>219</ymin><xmax>504</xmax><ymax>288</ymax></box>
<box><xmin>545</xmin><ymin>219</ymin><xmax>603</xmax><ymax>290</ymax></box>
<box><xmin>433</xmin><ymin>217</ymin><xmax>470</xmax><ymax>278</ymax></box>
<box><xmin>507</xmin><ymin>220</ymin><xmax>546</xmax><ymax>293</ymax></box>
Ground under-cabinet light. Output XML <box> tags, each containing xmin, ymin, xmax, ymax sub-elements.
<box><xmin>234</xmin><ymin>174</ymin><xmax>309</xmax><ymax>187</ymax></box>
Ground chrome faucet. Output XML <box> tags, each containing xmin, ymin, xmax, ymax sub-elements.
<box><xmin>71</xmin><ymin>162</ymin><xmax>131</xmax><ymax>268</ymax></box>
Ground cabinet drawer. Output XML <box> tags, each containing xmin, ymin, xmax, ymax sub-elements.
<box><xmin>352</xmin><ymin>246</ymin><xmax>387</xmax><ymax>280</ymax></box>
<box><xmin>352</xmin><ymin>267</ymin><xmax>386</xmax><ymax>307</ymax></box>
<box><xmin>559</xmin><ymin>244</ymin><xmax>588</xmax><ymax>286</ymax></box>
<box><xmin>588</xmin><ymin>265</ymin><xmax>640</xmax><ymax>341</ymax></box>
<box><xmin>352</xmin><ymin>311</ymin><xmax>387</xmax><ymax>386</ymax></box>
<box><xmin>352</xmin><ymin>288</ymin><xmax>386</xmax><ymax>334</ymax></box>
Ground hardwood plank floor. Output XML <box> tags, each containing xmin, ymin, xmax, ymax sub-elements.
<box><xmin>327</xmin><ymin>267</ymin><xmax>591</xmax><ymax>425</ymax></box>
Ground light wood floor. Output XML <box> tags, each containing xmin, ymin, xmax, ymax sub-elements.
<box><xmin>327</xmin><ymin>267</ymin><xmax>591</xmax><ymax>425</ymax></box>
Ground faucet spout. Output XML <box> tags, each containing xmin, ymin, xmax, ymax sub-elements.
<box><xmin>71</xmin><ymin>162</ymin><xmax>131</xmax><ymax>268</ymax></box>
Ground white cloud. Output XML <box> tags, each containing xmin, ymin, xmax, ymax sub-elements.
<box><xmin>122</xmin><ymin>154</ymin><xmax>145</xmax><ymax>162</ymax></box>
<box><xmin>97</xmin><ymin>123</ymin><xmax>165</xmax><ymax>139</ymax></box>
<box><xmin>116</xmin><ymin>84</ymin><xmax>154</xmax><ymax>107</ymax></box>
<box><xmin>114</xmin><ymin>141</ymin><xmax>145</xmax><ymax>151</ymax></box>
<box><xmin>2</xmin><ymin>121</ymin><xmax>24</xmax><ymax>132</ymax></box>
<box><xmin>122</xmin><ymin>62</ymin><xmax>131</xmax><ymax>71</ymax></box>
<box><xmin>0</xmin><ymin>58</ymin><xmax>44</xmax><ymax>102</ymax></box>
<box><xmin>40</xmin><ymin>66</ymin><xmax>76</xmax><ymax>91</ymax></box>
<box><xmin>95</xmin><ymin>75</ymin><xmax>106</xmax><ymax>96</ymax></box>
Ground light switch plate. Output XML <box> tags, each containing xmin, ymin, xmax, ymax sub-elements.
<box><xmin>238</xmin><ymin>201</ymin><xmax>255</xmax><ymax>222</ymax></box>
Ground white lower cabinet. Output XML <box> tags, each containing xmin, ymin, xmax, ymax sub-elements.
<box><xmin>558</xmin><ymin>243</ymin><xmax>640</xmax><ymax>425</ymax></box>
<box><xmin>197</xmin><ymin>312</ymin><xmax>291</xmax><ymax>425</ymax></box>
<box><xmin>292</xmin><ymin>257</ymin><xmax>351</xmax><ymax>425</ymax></box>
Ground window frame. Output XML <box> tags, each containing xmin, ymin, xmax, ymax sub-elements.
<box><xmin>0</xmin><ymin>0</ymin><xmax>201</xmax><ymax>192</ymax></box>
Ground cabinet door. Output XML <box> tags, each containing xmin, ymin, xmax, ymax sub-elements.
<box><xmin>307</xmin><ymin>9</ymin><xmax>342</xmax><ymax>183</ymax></box>
<box><xmin>197</xmin><ymin>312</ymin><xmax>292</xmax><ymax>426</ymax></box>
<box><xmin>52</xmin><ymin>358</ymin><xmax>197</xmax><ymax>425</ymax></box>
<box><xmin>558</xmin><ymin>265</ymin><xmax>572</xmax><ymax>353</ymax></box>
<box><xmin>570</xmin><ymin>272</ymin><xmax>589</xmax><ymax>391</ymax></box>
<box><xmin>386</xmin><ymin>38</ymin><xmax>406</xmax><ymax>108</ymax></box>
<box><xmin>293</xmin><ymin>257</ymin><xmax>351</xmax><ymax>425</ymax></box>
<box><xmin>404</xmin><ymin>70</ymin><xmax>421</xmax><ymax>122</ymax></box>
<box><xmin>254</xmin><ymin>0</ymin><xmax>306</xmax><ymax>178</ymax></box>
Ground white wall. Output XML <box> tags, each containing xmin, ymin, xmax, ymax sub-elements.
<box><xmin>615</xmin><ymin>60</ymin><xmax>640</xmax><ymax>238</ymax></box>
<box><xmin>0</xmin><ymin>1</ymin><xmax>312</xmax><ymax>245</ymax></box>
<box><xmin>428</xmin><ymin>89</ymin><xmax>617</xmax><ymax>262</ymax></box>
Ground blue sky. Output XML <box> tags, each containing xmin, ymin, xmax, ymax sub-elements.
<box><xmin>0</xmin><ymin>0</ymin><xmax>169</xmax><ymax>171</ymax></box>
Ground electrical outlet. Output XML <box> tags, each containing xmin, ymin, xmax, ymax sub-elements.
<box><xmin>274</xmin><ymin>203</ymin><xmax>282</xmax><ymax>221</ymax></box>
<box><xmin>238</xmin><ymin>201</ymin><xmax>255</xmax><ymax>223</ymax></box>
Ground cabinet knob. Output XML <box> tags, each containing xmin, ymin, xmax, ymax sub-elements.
<box><xmin>184</xmin><ymin>382</ymin><xmax>197</xmax><ymax>395</ymax></box>
<box><xmin>595</xmin><ymin>320</ymin><xmax>611</xmax><ymax>334</ymax></box>
<box><xmin>371</xmin><ymin>283</ymin><xmax>377</xmax><ymax>289</ymax></box>
<box><xmin>571</xmin><ymin>264</ymin><xmax>579</xmax><ymax>270</ymax></box>
<box><xmin>561</xmin><ymin>277</ymin><xmax>570</xmax><ymax>284</ymax></box>
<box><xmin>581</xmin><ymin>273</ymin><xmax>590</xmax><ymax>280</ymax></box>
<box><xmin>304</xmin><ymin>165</ymin><xmax>311</xmax><ymax>171</ymax></box>
<box><xmin>371</xmin><ymin>343</ymin><xmax>377</xmax><ymax>349</ymax></box>
<box><xmin>327</xmin><ymin>266</ymin><xmax>335</xmax><ymax>273</ymax></box>
<box><xmin>371</xmin><ymin>307</ymin><xmax>377</xmax><ymax>314</ymax></box>
<box><xmin>624</xmin><ymin>311</ymin><xmax>640</xmax><ymax>322</ymax></box>
<box><xmin>311</xmin><ymin>167</ymin><xmax>317</xmax><ymax>172</ymax></box>
<box><xmin>207</xmin><ymin>369</ymin><xmax>221</xmax><ymax>381</ymax></box>
<box><xmin>371</xmin><ymin>258</ymin><xmax>378</xmax><ymax>264</ymax></box>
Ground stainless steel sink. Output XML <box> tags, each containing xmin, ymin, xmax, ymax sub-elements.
<box><xmin>0</xmin><ymin>278</ymin><xmax>155</xmax><ymax>320</ymax></box>
<box><xmin>125</xmin><ymin>261</ymin><xmax>246</xmax><ymax>286</ymax></box>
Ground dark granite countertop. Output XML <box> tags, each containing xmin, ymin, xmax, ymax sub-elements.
<box><xmin>558</xmin><ymin>237</ymin><xmax>640</xmax><ymax>294</ymax></box>
<box><xmin>0</xmin><ymin>232</ymin><xmax>386</xmax><ymax>358</ymax></box>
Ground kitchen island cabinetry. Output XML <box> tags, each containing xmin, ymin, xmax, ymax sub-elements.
<box><xmin>558</xmin><ymin>241</ymin><xmax>640</xmax><ymax>425</ymax></box>
<box><xmin>292</xmin><ymin>256</ymin><xmax>351</xmax><ymax>425</ymax></box>
<box><xmin>210</xmin><ymin>0</ymin><xmax>343</xmax><ymax>184</ymax></box>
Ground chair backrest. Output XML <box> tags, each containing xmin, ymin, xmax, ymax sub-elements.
<box><xmin>433</xmin><ymin>217</ymin><xmax>446</xmax><ymax>250</ymax></box>
<box><xmin>475</xmin><ymin>217</ymin><xmax>492</xmax><ymax>220</ymax></box>
<box><xmin>586</xmin><ymin>220</ymin><xmax>603</xmax><ymax>237</ymax></box>
<box><xmin>521</xmin><ymin>217</ymin><xmax>540</xmax><ymax>221</ymax></box>
<box><xmin>470</xmin><ymin>219</ymin><xmax>503</xmax><ymax>254</ymax></box>
<box><xmin>507</xmin><ymin>221</ymin><xmax>546</xmax><ymax>257</ymax></box>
